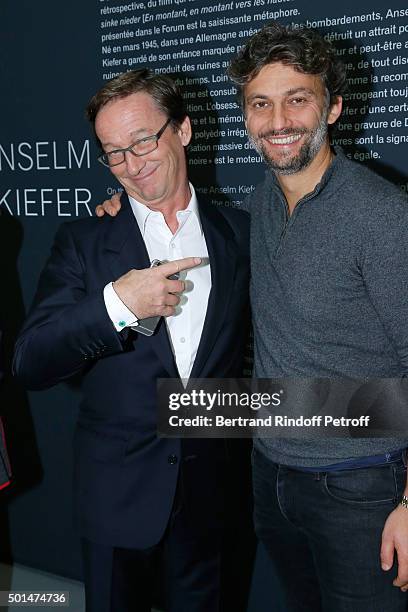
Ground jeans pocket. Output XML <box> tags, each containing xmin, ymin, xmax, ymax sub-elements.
<box><xmin>323</xmin><ymin>464</ymin><xmax>404</xmax><ymax>506</ymax></box>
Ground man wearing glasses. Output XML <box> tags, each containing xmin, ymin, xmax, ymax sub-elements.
<box><xmin>13</xmin><ymin>70</ymin><xmax>250</xmax><ymax>612</ymax></box>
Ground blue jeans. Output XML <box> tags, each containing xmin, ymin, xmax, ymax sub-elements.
<box><xmin>252</xmin><ymin>448</ymin><xmax>408</xmax><ymax>612</ymax></box>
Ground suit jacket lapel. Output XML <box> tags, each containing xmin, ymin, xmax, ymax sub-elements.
<box><xmin>190</xmin><ymin>203</ymin><xmax>237</xmax><ymax>378</ymax></box>
<box><xmin>103</xmin><ymin>197</ymin><xmax>178</xmax><ymax>378</ymax></box>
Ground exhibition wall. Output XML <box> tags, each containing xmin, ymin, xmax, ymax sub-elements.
<box><xmin>0</xmin><ymin>1</ymin><xmax>407</xmax><ymax>608</ymax></box>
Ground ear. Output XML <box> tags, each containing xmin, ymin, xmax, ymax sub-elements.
<box><xmin>327</xmin><ymin>96</ymin><xmax>343</xmax><ymax>125</ymax></box>
<box><xmin>178</xmin><ymin>115</ymin><xmax>192</xmax><ymax>147</ymax></box>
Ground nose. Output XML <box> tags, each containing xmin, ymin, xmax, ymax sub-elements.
<box><xmin>124</xmin><ymin>151</ymin><xmax>146</xmax><ymax>175</ymax></box>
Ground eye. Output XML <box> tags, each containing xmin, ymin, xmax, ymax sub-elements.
<box><xmin>250</xmin><ymin>100</ymin><xmax>269</xmax><ymax>109</ymax></box>
<box><xmin>288</xmin><ymin>97</ymin><xmax>307</xmax><ymax>105</ymax></box>
<box><xmin>107</xmin><ymin>149</ymin><xmax>123</xmax><ymax>158</ymax></box>
<box><xmin>137</xmin><ymin>136</ymin><xmax>153</xmax><ymax>144</ymax></box>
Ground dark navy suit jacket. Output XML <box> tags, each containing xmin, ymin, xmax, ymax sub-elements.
<box><xmin>13</xmin><ymin>198</ymin><xmax>250</xmax><ymax>548</ymax></box>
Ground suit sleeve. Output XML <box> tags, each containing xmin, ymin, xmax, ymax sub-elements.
<box><xmin>13</xmin><ymin>223</ymin><xmax>126</xmax><ymax>390</ymax></box>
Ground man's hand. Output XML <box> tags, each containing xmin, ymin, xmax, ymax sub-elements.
<box><xmin>381</xmin><ymin>504</ymin><xmax>408</xmax><ymax>591</ymax></box>
<box><xmin>113</xmin><ymin>258</ymin><xmax>201</xmax><ymax>319</ymax></box>
<box><xmin>95</xmin><ymin>191</ymin><xmax>123</xmax><ymax>217</ymax></box>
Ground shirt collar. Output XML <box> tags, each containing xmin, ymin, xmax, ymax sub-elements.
<box><xmin>127</xmin><ymin>183</ymin><xmax>202</xmax><ymax>237</ymax></box>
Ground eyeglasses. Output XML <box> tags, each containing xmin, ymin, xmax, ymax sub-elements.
<box><xmin>98</xmin><ymin>118</ymin><xmax>172</xmax><ymax>168</ymax></box>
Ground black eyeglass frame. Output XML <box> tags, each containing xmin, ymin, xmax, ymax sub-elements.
<box><xmin>98</xmin><ymin>117</ymin><xmax>172</xmax><ymax>167</ymax></box>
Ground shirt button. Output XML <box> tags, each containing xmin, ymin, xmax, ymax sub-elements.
<box><xmin>168</xmin><ymin>454</ymin><xmax>178</xmax><ymax>465</ymax></box>
<box><xmin>170</xmin><ymin>243</ymin><xmax>176</xmax><ymax>248</ymax></box>
<box><xmin>180</xmin><ymin>337</ymin><xmax>186</xmax><ymax>343</ymax></box>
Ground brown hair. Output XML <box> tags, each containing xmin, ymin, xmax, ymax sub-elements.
<box><xmin>228</xmin><ymin>22</ymin><xmax>347</xmax><ymax>109</ymax></box>
<box><xmin>86</xmin><ymin>69</ymin><xmax>187</xmax><ymax>140</ymax></box>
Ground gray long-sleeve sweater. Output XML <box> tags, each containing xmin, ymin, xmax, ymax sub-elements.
<box><xmin>245</xmin><ymin>148</ymin><xmax>408</xmax><ymax>466</ymax></box>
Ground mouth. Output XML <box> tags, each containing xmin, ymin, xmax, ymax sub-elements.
<box><xmin>264</xmin><ymin>133</ymin><xmax>303</xmax><ymax>146</ymax></box>
<box><xmin>132</xmin><ymin>164</ymin><xmax>159</xmax><ymax>182</ymax></box>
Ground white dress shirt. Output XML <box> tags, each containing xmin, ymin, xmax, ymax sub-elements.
<box><xmin>103</xmin><ymin>185</ymin><xmax>211</xmax><ymax>379</ymax></box>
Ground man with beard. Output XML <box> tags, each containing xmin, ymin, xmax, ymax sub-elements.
<box><xmin>227</xmin><ymin>22</ymin><xmax>408</xmax><ymax>611</ymax></box>
<box><xmin>97</xmin><ymin>23</ymin><xmax>408</xmax><ymax>611</ymax></box>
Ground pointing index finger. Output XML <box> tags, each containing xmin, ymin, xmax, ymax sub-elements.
<box><xmin>157</xmin><ymin>257</ymin><xmax>202</xmax><ymax>276</ymax></box>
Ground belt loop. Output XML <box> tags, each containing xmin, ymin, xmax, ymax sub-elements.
<box><xmin>313</xmin><ymin>471</ymin><xmax>321</xmax><ymax>481</ymax></box>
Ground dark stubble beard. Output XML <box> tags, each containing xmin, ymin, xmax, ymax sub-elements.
<box><xmin>248</xmin><ymin>105</ymin><xmax>330</xmax><ymax>176</ymax></box>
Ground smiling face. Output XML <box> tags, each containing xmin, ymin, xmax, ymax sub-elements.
<box><xmin>244</xmin><ymin>62</ymin><xmax>342</xmax><ymax>175</ymax></box>
<box><xmin>95</xmin><ymin>92</ymin><xmax>192</xmax><ymax>208</ymax></box>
